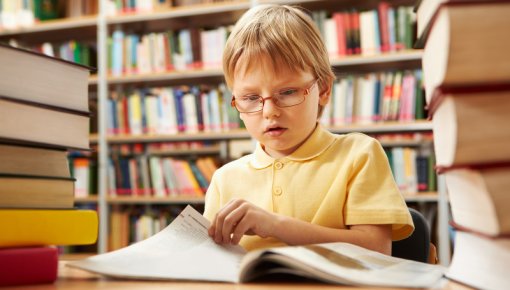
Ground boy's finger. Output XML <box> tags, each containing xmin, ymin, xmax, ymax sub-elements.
<box><xmin>221</xmin><ymin>206</ymin><xmax>245</xmax><ymax>243</ymax></box>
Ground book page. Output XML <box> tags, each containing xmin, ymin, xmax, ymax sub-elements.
<box><xmin>240</xmin><ymin>242</ymin><xmax>445</xmax><ymax>288</ymax></box>
<box><xmin>68</xmin><ymin>205</ymin><xmax>245</xmax><ymax>283</ymax></box>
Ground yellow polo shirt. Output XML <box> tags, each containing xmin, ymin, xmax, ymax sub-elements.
<box><xmin>203</xmin><ymin>125</ymin><xmax>413</xmax><ymax>251</ymax></box>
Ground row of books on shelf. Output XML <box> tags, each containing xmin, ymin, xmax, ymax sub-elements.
<box><xmin>107</xmin><ymin>2</ymin><xmax>416</xmax><ymax>76</ymax></box>
<box><xmin>320</xmin><ymin>70</ymin><xmax>425</xmax><ymax>126</ymax></box>
<box><xmin>386</xmin><ymin>146</ymin><xmax>436</xmax><ymax>194</ymax></box>
<box><xmin>415</xmin><ymin>1</ymin><xmax>510</xmax><ymax>289</ymax></box>
<box><xmin>0</xmin><ymin>44</ymin><xmax>98</xmax><ymax>286</ymax></box>
<box><xmin>0</xmin><ymin>0</ymin><xmax>97</xmax><ymax>30</ymax></box>
<box><xmin>108</xmin><ymin>205</ymin><xmax>188</xmax><ymax>250</ymax></box>
<box><xmin>108</xmin><ymin>154</ymin><xmax>218</xmax><ymax>197</ymax></box>
<box><xmin>315</xmin><ymin>3</ymin><xmax>415</xmax><ymax>57</ymax></box>
<box><xmin>105</xmin><ymin>69</ymin><xmax>424</xmax><ymax>137</ymax></box>
<box><xmin>106</xmin><ymin>0</ymin><xmax>236</xmax><ymax>15</ymax></box>
<box><xmin>8</xmin><ymin>39</ymin><xmax>98</xmax><ymax>68</ymax></box>
<box><xmin>109</xmin><ymin>26</ymin><xmax>227</xmax><ymax>75</ymax></box>
<box><xmin>107</xmin><ymin>84</ymin><xmax>242</xmax><ymax>135</ymax></box>
<box><xmin>68</xmin><ymin>143</ymin><xmax>435</xmax><ymax>199</ymax></box>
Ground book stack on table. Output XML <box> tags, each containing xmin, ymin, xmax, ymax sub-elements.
<box><xmin>415</xmin><ymin>1</ymin><xmax>510</xmax><ymax>289</ymax></box>
<box><xmin>0</xmin><ymin>44</ymin><xmax>98</xmax><ymax>287</ymax></box>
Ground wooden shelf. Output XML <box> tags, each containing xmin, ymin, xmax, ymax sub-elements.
<box><xmin>87</xmin><ymin>50</ymin><xmax>421</xmax><ymax>86</ymax></box>
<box><xmin>104</xmin><ymin>129</ymin><xmax>250</xmax><ymax>144</ymax></box>
<box><xmin>329</xmin><ymin>121</ymin><xmax>433</xmax><ymax>134</ymax></box>
<box><xmin>147</xmin><ymin>145</ymin><xmax>221</xmax><ymax>156</ymax></box>
<box><xmin>261</xmin><ymin>0</ymin><xmax>326</xmax><ymax>3</ymax></box>
<box><xmin>0</xmin><ymin>15</ymin><xmax>97</xmax><ymax>36</ymax></box>
<box><xmin>75</xmin><ymin>194</ymin><xmax>436</xmax><ymax>204</ymax></box>
<box><xmin>330</xmin><ymin>50</ymin><xmax>422</xmax><ymax>67</ymax></box>
<box><xmin>112</xmin><ymin>145</ymin><xmax>222</xmax><ymax>156</ymax></box>
<box><xmin>378</xmin><ymin>139</ymin><xmax>433</xmax><ymax>147</ymax></box>
<box><xmin>102</xmin><ymin>68</ymin><xmax>224</xmax><ymax>85</ymax></box>
<box><xmin>74</xmin><ymin>196</ymin><xmax>99</xmax><ymax>203</ymax></box>
<box><xmin>403</xmin><ymin>192</ymin><xmax>439</xmax><ymax>202</ymax></box>
<box><xmin>106</xmin><ymin>1</ymin><xmax>251</xmax><ymax>24</ymax></box>
<box><xmin>90</xmin><ymin>121</ymin><xmax>432</xmax><ymax>144</ymax></box>
<box><xmin>107</xmin><ymin>195</ymin><xmax>205</xmax><ymax>204</ymax></box>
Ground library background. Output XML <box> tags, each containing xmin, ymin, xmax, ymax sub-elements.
<box><xmin>1</xmin><ymin>0</ymin><xmax>451</xmax><ymax>265</ymax></box>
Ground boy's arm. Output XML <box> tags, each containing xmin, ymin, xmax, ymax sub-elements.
<box><xmin>273</xmin><ymin>215</ymin><xmax>392</xmax><ymax>255</ymax></box>
<box><xmin>208</xmin><ymin>198</ymin><xmax>392</xmax><ymax>255</ymax></box>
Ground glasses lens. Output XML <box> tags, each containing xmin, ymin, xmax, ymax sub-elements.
<box><xmin>274</xmin><ymin>88</ymin><xmax>305</xmax><ymax>107</ymax></box>
<box><xmin>235</xmin><ymin>96</ymin><xmax>262</xmax><ymax>113</ymax></box>
<box><xmin>233</xmin><ymin>81</ymin><xmax>315</xmax><ymax>113</ymax></box>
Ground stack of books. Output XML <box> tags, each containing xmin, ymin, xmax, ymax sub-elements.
<box><xmin>415</xmin><ymin>1</ymin><xmax>510</xmax><ymax>289</ymax></box>
<box><xmin>0</xmin><ymin>44</ymin><xmax>98</xmax><ymax>287</ymax></box>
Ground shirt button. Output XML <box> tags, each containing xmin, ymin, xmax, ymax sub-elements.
<box><xmin>274</xmin><ymin>162</ymin><xmax>283</xmax><ymax>170</ymax></box>
<box><xmin>274</xmin><ymin>187</ymin><xmax>283</xmax><ymax>196</ymax></box>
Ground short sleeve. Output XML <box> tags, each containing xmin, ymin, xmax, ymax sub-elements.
<box><xmin>344</xmin><ymin>137</ymin><xmax>414</xmax><ymax>241</ymax></box>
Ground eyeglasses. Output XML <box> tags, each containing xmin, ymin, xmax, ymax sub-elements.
<box><xmin>231</xmin><ymin>80</ymin><xmax>319</xmax><ymax>113</ymax></box>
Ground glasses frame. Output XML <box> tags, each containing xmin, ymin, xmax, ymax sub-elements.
<box><xmin>231</xmin><ymin>79</ymin><xmax>319</xmax><ymax>113</ymax></box>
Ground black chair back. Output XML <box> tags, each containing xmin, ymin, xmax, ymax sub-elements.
<box><xmin>391</xmin><ymin>208</ymin><xmax>431</xmax><ymax>263</ymax></box>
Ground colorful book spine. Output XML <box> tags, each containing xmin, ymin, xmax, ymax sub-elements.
<box><xmin>0</xmin><ymin>209</ymin><xmax>98</xmax><ymax>247</ymax></box>
<box><xmin>0</xmin><ymin>246</ymin><xmax>58</xmax><ymax>286</ymax></box>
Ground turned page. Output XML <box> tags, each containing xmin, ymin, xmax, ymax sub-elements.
<box><xmin>68</xmin><ymin>205</ymin><xmax>246</xmax><ymax>282</ymax></box>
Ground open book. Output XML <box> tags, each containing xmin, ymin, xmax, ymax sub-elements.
<box><xmin>68</xmin><ymin>206</ymin><xmax>445</xmax><ymax>287</ymax></box>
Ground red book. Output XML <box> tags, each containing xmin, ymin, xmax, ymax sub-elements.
<box><xmin>0</xmin><ymin>247</ymin><xmax>58</xmax><ymax>286</ymax></box>
<box><xmin>351</xmin><ymin>11</ymin><xmax>361</xmax><ymax>55</ymax></box>
<box><xmin>332</xmin><ymin>12</ymin><xmax>347</xmax><ymax>56</ymax></box>
<box><xmin>377</xmin><ymin>2</ymin><xmax>390</xmax><ymax>52</ymax></box>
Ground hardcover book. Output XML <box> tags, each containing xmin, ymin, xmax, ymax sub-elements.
<box><xmin>420</xmin><ymin>1</ymin><xmax>510</xmax><ymax>103</ymax></box>
<box><xmin>0</xmin><ymin>143</ymin><xmax>70</xmax><ymax>177</ymax></box>
<box><xmin>444</xmin><ymin>165</ymin><xmax>510</xmax><ymax>236</ymax></box>
<box><xmin>431</xmin><ymin>88</ymin><xmax>510</xmax><ymax>167</ymax></box>
<box><xmin>446</xmin><ymin>231</ymin><xmax>509</xmax><ymax>290</ymax></box>
<box><xmin>0</xmin><ymin>96</ymin><xmax>90</xmax><ymax>150</ymax></box>
<box><xmin>0</xmin><ymin>174</ymin><xmax>75</xmax><ymax>209</ymax></box>
<box><xmin>0</xmin><ymin>247</ymin><xmax>58</xmax><ymax>287</ymax></box>
<box><xmin>0</xmin><ymin>209</ymin><xmax>98</xmax><ymax>247</ymax></box>
<box><xmin>0</xmin><ymin>43</ymin><xmax>92</xmax><ymax>112</ymax></box>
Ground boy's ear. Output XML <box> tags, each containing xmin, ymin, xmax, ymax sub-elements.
<box><xmin>318</xmin><ymin>82</ymin><xmax>332</xmax><ymax>106</ymax></box>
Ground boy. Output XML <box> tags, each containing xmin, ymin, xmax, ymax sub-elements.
<box><xmin>203</xmin><ymin>4</ymin><xmax>413</xmax><ymax>255</ymax></box>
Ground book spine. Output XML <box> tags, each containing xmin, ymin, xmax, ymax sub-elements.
<box><xmin>0</xmin><ymin>209</ymin><xmax>98</xmax><ymax>247</ymax></box>
<box><xmin>0</xmin><ymin>246</ymin><xmax>58</xmax><ymax>286</ymax></box>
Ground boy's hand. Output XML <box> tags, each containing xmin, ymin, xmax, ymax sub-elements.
<box><xmin>208</xmin><ymin>198</ymin><xmax>279</xmax><ymax>245</ymax></box>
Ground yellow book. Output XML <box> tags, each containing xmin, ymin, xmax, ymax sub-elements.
<box><xmin>179</xmin><ymin>160</ymin><xmax>203</xmax><ymax>196</ymax></box>
<box><xmin>0</xmin><ymin>209</ymin><xmax>98</xmax><ymax>247</ymax></box>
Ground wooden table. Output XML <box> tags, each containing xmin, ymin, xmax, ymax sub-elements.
<box><xmin>12</xmin><ymin>259</ymin><xmax>474</xmax><ymax>290</ymax></box>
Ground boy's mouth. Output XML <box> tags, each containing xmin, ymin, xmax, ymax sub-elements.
<box><xmin>264</xmin><ymin>126</ymin><xmax>287</xmax><ymax>136</ymax></box>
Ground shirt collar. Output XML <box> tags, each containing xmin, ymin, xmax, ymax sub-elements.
<box><xmin>249</xmin><ymin>124</ymin><xmax>337</xmax><ymax>169</ymax></box>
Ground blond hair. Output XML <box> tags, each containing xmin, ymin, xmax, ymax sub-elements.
<box><xmin>222</xmin><ymin>4</ymin><xmax>335</xmax><ymax>116</ymax></box>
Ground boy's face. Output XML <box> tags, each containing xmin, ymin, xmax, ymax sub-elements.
<box><xmin>232</xmin><ymin>56</ymin><xmax>328</xmax><ymax>158</ymax></box>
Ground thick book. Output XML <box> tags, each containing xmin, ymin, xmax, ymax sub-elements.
<box><xmin>69</xmin><ymin>206</ymin><xmax>445</xmax><ymax>287</ymax></box>
<box><xmin>0</xmin><ymin>174</ymin><xmax>75</xmax><ymax>209</ymax></box>
<box><xmin>446</xmin><ymin>231</ymin><xmax>509</xmax><ymax>290</ymax></box>
<box><xmin>0</xmin><ymin>143</ymin><xmax>70</xmax><ymax>177</ymax></box>
<box><xmin>431</xmin><ymin>88</ymin><xmax>510</xmax><ymax>167</ymax></box>
<box><xmin>0</xmin><ymin>209</ymin><xmax>98</xmax><ymax>247</ymax></box>
<box><xmin>0</xmin><ymin>43</ymin><xmax>92</xmax><ymax>112</ymax></box>
<box><xmin>421</xmin><ymin>1</ymin><xmax>510</xmax><ymax>104</ymax></box>
<box><xmin>444</xmin><ymin>165</ymin><xmax>510</xmax><ymax>236</ymax></box>
<box><xmin>0</xmin><ymin>246</ymin><xmax>58</xmax><ymax>286</ymax></box>
<box><xmin>414</xmin><ymin>0</ymin><xmax>483</xmax><ymax>42</ymax></box>
<box><xmin>0</xmin><ymin>96</ymin><xmax>90</xmax><ymax>150</ymax></box>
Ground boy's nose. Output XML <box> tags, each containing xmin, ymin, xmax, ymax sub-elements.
<box><xmin>261</xmin><ymin>97</ymin><xmax>281</xmax><ymax>119</ymax></box>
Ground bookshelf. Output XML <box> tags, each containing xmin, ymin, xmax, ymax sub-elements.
<box><xmin>0</xmin><ymin>0</ymin><xmax>450</xmax><ymax>265</ymax></box>
<box><xmin>0</xmin><ymin>15</ymin><xmax>97</xmax><ymax>36</ymax></box>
